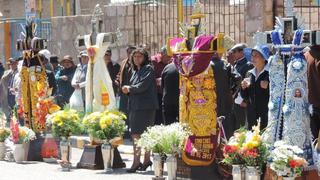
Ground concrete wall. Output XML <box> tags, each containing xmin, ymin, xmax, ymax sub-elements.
<box><xmin>49</xmin><ymin>4</ymin><xmax>135</xmax><ymax>62</ymax></box>
<box><xmin>0</xmin><ymin>0</ymin><xmax>110</xmax><ymax>18</ymax></box>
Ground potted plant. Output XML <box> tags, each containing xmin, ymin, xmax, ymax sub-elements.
<box><xmin>222</xmin><ymin>128</ymin><xmax>246</xmax><ymax>180</ymax></box>
<box><xmin>0</xmin><ymin>127</ymin><xmax>10</xmax><ymax>160</ymax></box>
<box><xmin>269</xmin><ymin>140</ymin><xmax>308</xmax><ymax>180</ymax></box>
<box><xmin>240</xmin><ymin>123</ymin><xmax>268</xmax><ymax>180</ymax></box>
<box><xmin>137</xmin><ymin>123</ymin><xmax>191</xmax><ymax>180</ymax></box>
<box><xmin>137</xmin><ymin>124</ymin><xmax>166</xmax><ymax>178</ymax></box>
<box><xmin>47</xmin><ymin>108</ymin><xmax>81</xmax><ymax>171</ymax></box>
<box><xmin>10</xmin><ymin>117</ymin><xmax>36</xmax><ymax>163</ymax></box>
<box><xmin>0</xmin><ymin>112</ymin><xmax>9</xmax><ymax>160</ymax></box>
<box><xmin>160</xmin><ymin>123</ymin><xmax>191</xmax><ymax>180</ymax></box>
<box><xmin>83</xmin><ymin>110</ymin><xmax>126</xmax><ymax>172</ymax></box>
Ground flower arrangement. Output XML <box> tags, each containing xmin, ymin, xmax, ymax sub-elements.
<box><xmin>11</xmin><ymin>126</ymin><xmax>36</xmax><ymax>144</ymax></box>
<box><xmin>137</xmin><ymin>123</ymin><xmax>191</xmax><ymax>155</ymax></box>
<box><xmin>0</xmin><ymin>113</ymin><xmax>10</xmax><ymax>142</ymax></box>
<box><xmin>269</xmin><ymin>140</ymin><xmax>308</xmax><ymax>177</ymax></box>
<box><xmin>222</xmin><ymin>127</ymin><xmax>246</xmax><ymax>165</ymax></box>
<box><xmin>47</xmin><ymin>108</ymin><xmax>82</xmax><ymax>139</ymax></box>
<box><xmin>82</xmin><ymin>110</ymin><xmax>126</xmax><ymax>142</ymax></box>
<box><xmin>0</xmin><ymin>128</ymin><xmax>10</xmax><ymax>142</ymax></box>
<box><xmin>10</xmin><ymin>115</ymin><xmax>36</xmax><ymax>144</ymax></box>
<box><xmin>240</xmin><ymin>123</ymin><xmax>268</xmax><ymax>170</ymax></box>
<box><xmin>34</xmin><ymin>96</ymin><xmax>60</xmax><ymax>132</ymax></box>
<box><xmin>222</xmin><ymin>121</ymin><xmax>268</xmax><ymax>171</ymax></box>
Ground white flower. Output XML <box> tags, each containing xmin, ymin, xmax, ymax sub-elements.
<box><xmin>268</xmin><ymin>102</ymin><xmax>274</xmax><ymax>110</ymax></box>
<box><xmin>292</xmin><ymin>61</ymin><xmax>302</xmax><ymax>70</ymax></box>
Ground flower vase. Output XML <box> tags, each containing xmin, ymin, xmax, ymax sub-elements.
<box><xmin>101</xmin><ymin>143</ymin><xmax>114</xmax><ymax>173</ymax></box>
<box><xmin>13</xmin><ymin>143</ymin><xmax>27</xmax><ymax>163</ymax></box>
<box><xmin>166</xmin><ymin>154</ymin><xmax>177</xmax><ymax>180</ymax></box>
<box><xmin>153</xmin><ymin>153</ymin><xmax>164</xmax><ymax>178</ymax></box>
<box><xmin>60</xmin><ymin>138</ymin><xmax>72</xmax><ymax>171</ymax></box>
<box><xmin>245</xmin><ymin>166</ymin><xmax>260</xmax><ymax>180</ymax></box>
<box><xmin>0</xmin><ymin>142</ymin><xmax>6</xmax><ymax>160</ymax></box>
<box><xmin>232</xmin><ymin>165</ymin><xmax>245</xmax><ymax>180</ymax></box>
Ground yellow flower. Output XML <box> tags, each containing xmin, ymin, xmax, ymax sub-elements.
<box><xmin>19</xmin><ymin>129</ymin><xmax>26</xmax><ymax>138</ymax></box>
<box><xmin>252</xmin><ymin>134</ymin><xmax>260</xmax><ymax>142</ymax></box>
<box><xmin>49</xmin><ymin>105</ymin><xmax>61</xmax><ymax>114</ymax></box>
<box><xmin>243</xmin><ymin>140</ymin><xmax>259</xmax><ymax>149</ymax></box>
<box><xmin>100</xmin><ymin>115</ymin><xmax>112</xmax><ymax>129</ymax></box>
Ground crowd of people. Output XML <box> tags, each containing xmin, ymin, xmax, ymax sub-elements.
<box><xmin>0</xmin><ymin>42</ymin><xmax>319</xmax><ymax>173</ymax></box>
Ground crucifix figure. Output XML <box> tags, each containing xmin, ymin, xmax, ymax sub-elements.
<box><xmin>84</xmin><ymin>4</ymin><xmax>116</xmax><ymax>113</ymax></box>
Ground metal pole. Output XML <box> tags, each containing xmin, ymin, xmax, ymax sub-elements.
<box><xmin>67</xmin><ymin>0</ymin><xmax>71</xmax><ymax>16</ymax></box>
<box><xmin>38</xmin><ymin>0</ymin><xmax>42</xmax><ymax>19</ymax></box>
<box><xmin>60</xmin><ymin>0</ymin><xmax>64</xmax><ymax>16</ymax></box>
<box><xmin>177</xmin><ymin>0</ymin><xmax>183</xmax><ymax>37</ymax></box>
<box><xmin>50</xmin><ymin>0</ymin><xmax>54</xmax><ymax>17</ymax></box>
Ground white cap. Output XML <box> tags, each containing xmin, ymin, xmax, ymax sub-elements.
<box><xmin>39</xmin><ymin>49</ymin><xmax>51</xmax><ymax>60</ymax></box>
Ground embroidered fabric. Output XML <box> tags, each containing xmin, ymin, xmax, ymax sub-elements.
<box><xmin>282</xmin><ymin>54</ymin><xmax>317</xmax><ymax>166</ymax></box>
<box><xmin>262</xmin><ymin>54</ymin><xmax>285</xmax><ymax>145</ymax></box>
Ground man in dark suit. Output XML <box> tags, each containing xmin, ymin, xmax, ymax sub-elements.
<box><xmin>210</xmin><ymin>54</ymin><xmax>240</xmax><ymax>139</ymax></box>
<box><xmin>161</xmin><ymin>62</ymin><xmax>179</xmax><ymax>125</ymax></box>
<box><xmin>229</xmin><ymin>44</ymin><xmax>254</xmax><ymax>132</ymax></box>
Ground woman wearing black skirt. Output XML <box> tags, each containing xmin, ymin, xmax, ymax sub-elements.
<box><xmin>122</xmin><ymin>48</ymin><xmax>158</xmax><ymax>173</ymax></box>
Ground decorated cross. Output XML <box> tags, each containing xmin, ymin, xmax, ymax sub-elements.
<box><xmin>80</xmin><ymin>4</ymin><xmax>122</xmax><ymax>114</ymax></box>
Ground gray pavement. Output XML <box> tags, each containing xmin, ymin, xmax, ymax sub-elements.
<box><xmin>0</xmin><ymin>146</ymin><xmax>156</xmax><ymax>180</ymax></box>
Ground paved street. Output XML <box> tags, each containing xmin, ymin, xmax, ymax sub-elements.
<box><xmin>0</xmin><ymin>146</ymin><xmax>156</xmax><ymax>180</ymax></box>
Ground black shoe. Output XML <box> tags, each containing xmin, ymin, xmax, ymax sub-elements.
<box><xmin>112</xmin><ymin>162</ymin><xmax>126</xmax><ymax>169</ymax></box>
<box><xmin>139</xmin><ymin>161</ymin><xmax>153</xmax><ymax>171</ymax></box>
<box><xmin>126</xmin><ymin>163</ymin><xmax>142</xmax><ymax>173</ymax></box>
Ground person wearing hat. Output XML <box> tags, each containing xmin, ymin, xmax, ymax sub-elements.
<box><xmin>71</xmin><ymin>50</ymin><xmax>89</xmax><ymax>110</ymax></box>
<box><xmin>241</xmin><ymin>45</ymin><xmax>270</xmax><ymax>130</ymax></box>
<box><xmin>229</xmin><ymin>43</ymin><xmax>254</xmax><ymax>132</ymax></box>
<box><xmin>304</xmin><ymin>45</ymin><xmax>320</xmax><ymax>140</ymax></box>
<box><xmin>0</xmin><ymin>57</ymin><xmax>19</xmax><ymax>121</ymax></box>
<box><xmin>50</xmin><ymin>55</ymin><xmax>62</xmax><ymax>76</ymax></box>
<box><xmin>55</xmin><ymin>55</ymin><xmax>76</xmax><ymax>108</ymax></box>
<box><xmin>39</xmin><ymin>49</ymin><xmax>54</xmax><ymax>71</ymax></box>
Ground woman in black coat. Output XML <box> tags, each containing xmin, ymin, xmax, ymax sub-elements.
<box><xmin>122</xmin><ymin>48</ymin><xmax>158</xmax><ymax>173</ymax></box>
<box><xmin>241</xmin><ymin>45</ymin><xmax>270</xmax><ymax>130</ymax></box>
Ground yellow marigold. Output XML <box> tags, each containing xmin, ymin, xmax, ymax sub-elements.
<box><xmin>19</xmin><ymin>129</ymin><xmax>26</xmax><ymax>138</ymax></box>
<box><xmin>100</xmin><ymin>115</ymin><xmax>112</xmax><ymax>129</ymax></box>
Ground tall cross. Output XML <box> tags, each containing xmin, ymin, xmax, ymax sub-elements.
<box><xmin>90</xmin><ymin>4</ymin><xmax>104</xmax><ymax>45</ymax></box>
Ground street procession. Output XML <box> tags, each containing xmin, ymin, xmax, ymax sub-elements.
<box><xmin>1</xmin><ymin>0</ymin><xmax>320</xmax><ymax>179</ymax></box>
